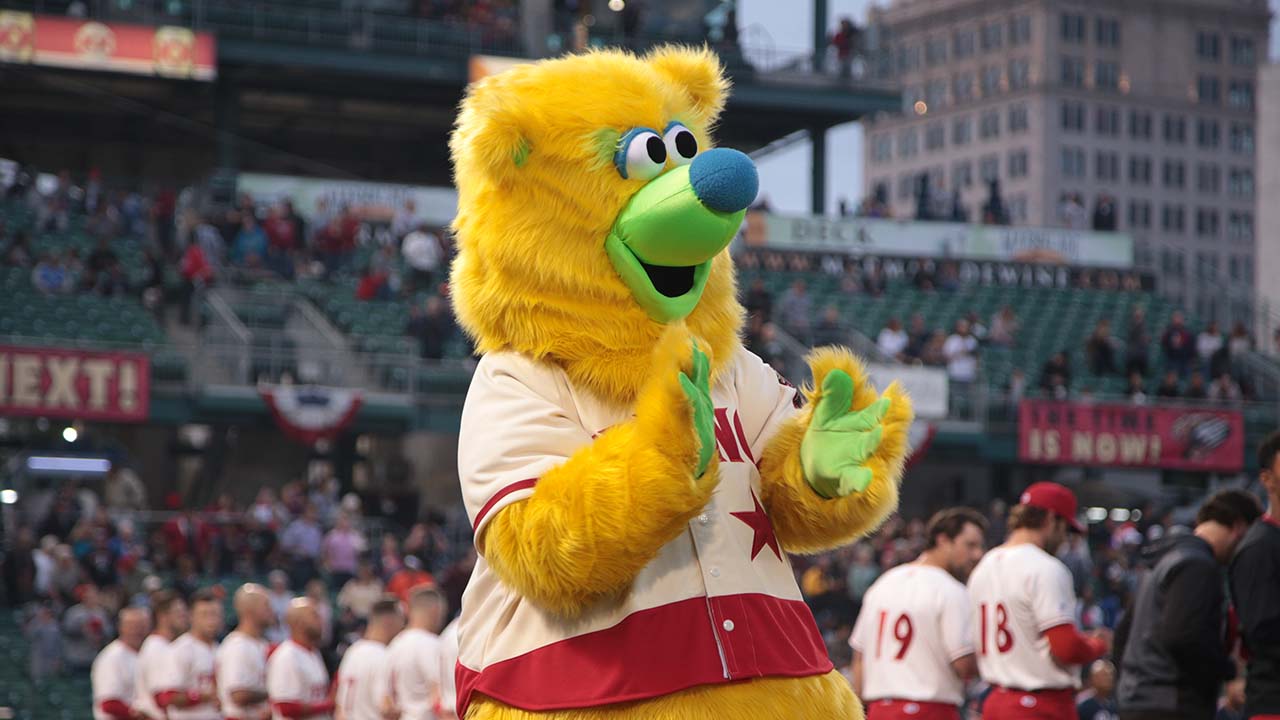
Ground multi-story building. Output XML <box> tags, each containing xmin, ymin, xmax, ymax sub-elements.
<box><xmin>862</xmin><ymin>0</ymin><xmax>1269</xmax><ymax>323</ymax></box>
<box><xmin>1258</xmin><ymin>62</ymin><xmax>1280</xmax><ymax>349</ymax></box>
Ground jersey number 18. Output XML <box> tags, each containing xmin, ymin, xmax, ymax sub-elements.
<box><xmin>979</xmin><ymin>602</ymin><xmax>1014</xmax><ymax>655</ymax></box>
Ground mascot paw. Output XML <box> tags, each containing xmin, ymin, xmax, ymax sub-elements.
<box><xmin>800</xmin><ymin>369</ymin><xmax>894</xmax><ymax>498</ymax></box>
<box><xmin>636</xmin><ymin>323</ymin><xmax>719</xmax><ymax>487</ymax></box>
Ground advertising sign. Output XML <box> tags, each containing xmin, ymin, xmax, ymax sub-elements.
<box><xmin>0</xmin><ymin>345</ymin><xmax>151</xmax><ymax>422</ymax></box>
<box><xmin>0</xmin><ymin>11</ymin><xmax>215</xmax><ymax>80</ymax></box>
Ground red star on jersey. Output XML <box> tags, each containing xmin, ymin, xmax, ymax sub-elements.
<box><xmin>731</xmin><ymin>489</ymin><xmax>781</xmax><ymax>561</ymax></box>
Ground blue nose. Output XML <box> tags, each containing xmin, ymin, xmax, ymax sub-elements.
<box><xmin>689</xmin><ymin>147</ymin><xmax>759</xmax><ymax>213</ymax></box>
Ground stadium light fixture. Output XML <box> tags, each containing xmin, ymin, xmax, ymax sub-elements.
<box><xmin>608</xmin><ymin>0</ymin><xmax>625</xmax><ymax>10</ymax></box>
<box><xmin>26</xmin><ymin>456</ymin><xmax>111</xmax><ymax>473</ymax></box>
<box><xmin>0</xmin><ymin>489</ymin><xmax>17</xmax><ymax>504</ymax></box>
<box><xmin>1085</xmin><ymin>506</ymin><xmax>1108</xmax><ymax>523</ymax></box>
<box><xmin>1109</xmin><ymin>508</ymin><xmax>1131</xmax><ymax>522</ymax></box>
<box><xmin>62</xmin><ymin>426</ymin><xmax>78</xmax><ymax>443</ymax></box>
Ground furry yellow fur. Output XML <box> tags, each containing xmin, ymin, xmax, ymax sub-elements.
<box><xmin>759</xmin><ymin>347</ymin><xmax>913</xmax><ymax>553</ymax></box>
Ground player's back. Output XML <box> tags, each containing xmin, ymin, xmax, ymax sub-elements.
<box><xmin>850</xmin><ymin>563</ymin><xmax>972</xmax><ymax>706</ymax></box>
<box><xmin>386</xmin><ymin>628</ymin><xmax>443</xmax><ymax>720</ymax></box>
<box><xmin>216</xmin><ymin>630</ymin><xmax>270</xmax><ymax>720</ymax></box>
<box><xmin>134</xmin><ymin>634</ymin><xmax>170</xmax><ymax>720</ymax></box>
<box><xmin>336</xmin><ymin>638</ymin><xmax>390</xmax><ymax>720</ymax></box>
<box><xmin>91</xmin><ymin>639</ymin><xmax>138</xmax><ymax>720</ymax></box>
<box><xmin>967</xmin><ymin>543</ymin><xmax>1078</xmax><ymax>691</ymax></box>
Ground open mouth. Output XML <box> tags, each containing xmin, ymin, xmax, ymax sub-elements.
<box><xmin>638</xmin><ymin>259</ymin><xmax>697</xmax><ymax>297</ymax></box>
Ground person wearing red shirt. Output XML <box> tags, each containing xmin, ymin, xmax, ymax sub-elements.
<box><xmin>386</xmin><ymin>556</ymin><xmax>434</xmax><ymax>605</ymax></box>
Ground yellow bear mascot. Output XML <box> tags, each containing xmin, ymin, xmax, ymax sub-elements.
<box><xmin>449</xmin><ymin>46</ymin><xmax>913</xmax><ymax>720</ymax></box>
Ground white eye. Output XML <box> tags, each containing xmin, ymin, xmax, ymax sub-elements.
<box><xmin>616</xmin><ymin>129</ymin><xmax>666</xmax><ymax>180</ymax></box>
<box><xmin>664</xmin><ymin>124</ymin><xmax>699</xmax><ymax>165</ymax></box>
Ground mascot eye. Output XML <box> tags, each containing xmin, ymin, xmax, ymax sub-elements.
<box><xmin>664</xmin><ymin>124</ymin><xmax>699</xmax><ymax>165</ymax></box>
<box><xmin>616</xmin><ymin>129</ymin><xmax>666</xmax><ymax>180</ymax></box>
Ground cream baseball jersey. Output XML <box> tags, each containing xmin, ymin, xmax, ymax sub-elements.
<box><xmin>967</xmin><ymin>543</ymin><xmax>1080</xmax><ymax>690</ymax></box>
<box><xmin>850</xmin><ymin>563</ymin><xmax>974</xmax><ymax>705</ymax></box>
<box><xmin>157</xmin><ymin>633</ymin><xmax>220</xmax><ymax>720</ymax></box>
<box><xmin>335</xmin><ymin>639</ymin><xmax>391</xmax><ymax>720</ymax></box>
<box><xmin>386</xmin><ymin>628</ymin><xmax>443</xmax><ymax>720</ymax></box>
<box><xmin>437</xmin><ymin>620</ymin><xmax>459</xmax><ymax>718</ymax></box>
<box><xmin>267</xmin><ymin>640</ymin><xmax>331</xmax><ymax>720</ymax></box>
<box><xmin>92</xmin><ymin>639</ymin><xmax>139</xmax><ymax>720</ymax></box>
<box><xmin>455</xmin><ymin>347</ymin><xmax>829</xmax><ymax>716</ymax></box>
<box><xmin>134</xmin><ymin>635</ymin><xmax>171</xmax><ymax>720</ymax></box>
<box><xmin>217</xmin><ymin>630</ymin><xmax>270</xmax><ymax>720</ymax></box>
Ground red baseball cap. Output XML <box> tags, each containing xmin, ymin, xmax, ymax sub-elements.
<box><xmin>1019</xmin><ymin>482</ymin><xmax>1085</xmax><ymax>533</ymax></box>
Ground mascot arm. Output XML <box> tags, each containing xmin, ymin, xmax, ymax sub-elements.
<box><xmin>757</xmin><ymin>347</ymin><xmax>913</xmax><ymax>554</ymax></box>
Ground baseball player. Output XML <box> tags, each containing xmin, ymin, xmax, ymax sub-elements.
<box><xmin>155</xmin><ymin>588</ymin><xmax>224</xmax><ymax>720</ymax></box>
<box><xmin>385</xmin><ymin>586</ymin><xmax>447</xmax><ymax>720</ymax></box>
<box><xmin>91</xmin><ymin>606</ymin><xmax>151</xmax><ymax>720</ymax></box>
<box><xmin>218</xmin><ymin>584</ymin><xmax>274</xmax><ymax>720</ymax></box>
<box><xmin>335</xmin><ymin>596</ymin><xmax>403</xmax><ymax>720</ymax></box>
<box><xmin>135</xmin><ymin>591</ymin><xmax>189</xmax><ymax>720</ymax></box>
<box><xmin>967</xmin><ymin>482</ymin><xmax>1110</xmax><ymax>720</ymax></box>
<box><xmin>850</xmin><ymin>507</ymin><xmax>987</xmax><ymax>720</ymax></box>
<box><xmin>267</xmin><ymin>598</ymin><xmax>334</xmax><ymax>720</ymax></box>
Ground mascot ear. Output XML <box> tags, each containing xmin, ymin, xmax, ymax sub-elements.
<box><xmin>451</xmin><ymin>77</ymin><xmax>532</xmax><ymax>184</ymax></box>
<box><xmin>646</xmin><ymin>46</ymin><xmax>729</xmax><ymax>125</ymax></box>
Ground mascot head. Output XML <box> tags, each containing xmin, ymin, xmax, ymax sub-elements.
<box><xmin>449</xmin><ymin>46</ymin><xmax>756</xmax><ymax>404</ymax></box>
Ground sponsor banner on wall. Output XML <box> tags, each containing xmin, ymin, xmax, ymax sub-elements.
<box><xmin>0</xmin><ymin>12</ymin><xmax>215</xmax><ymax>80</ymax></box>
<box><xmin>747</xmin><ymin>212</ymin><xmax>1133</xmax><ymax>269</ymax></box>
<box><xmin>1018</xmin><ymin>399</ymin><xmax>1244</xmax><ymax>472</ymax></box>
<box><xmin>866</xmin><ymin>363</ymin><xmax>948</xmax><ymax>419</ymax></box>
<box><xmin>238</xmin><ymin>172</ymin><xmax>458</xmax><ymax>229</ymax></box>
<box><xmin>0</xmin><ymin>345</ymin><xmax>150</xmax><ymax>422</ymax></box>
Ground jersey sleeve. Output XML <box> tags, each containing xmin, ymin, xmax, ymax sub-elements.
<box><xmin>458</xmin><ymin>353</ymin><xmax>593</xmax><ymax>543</ymax></box>
<box><xmin>1028</xmin><ymin>559</ymin><xmax>1077</xmax><ymax>632</ymax></box>
<box><xmin>217</xmin><ymin>640</ymin><xmax>261</xmax><ymax>692</ymax></box>
<box><xmin>940</xmin><ymin>582</ymin><xmax>976</xmax><ymax>660</ymax></box>
<box><xmin>267</xmin><ymin>651</ymin><xmax>306</xmax><ymax>703</ymax></box>
<box><xmin>91</xmin><ymin>649</ymin><xmax>130</xmax><ymax>704</ymax></box>
<box><xmin>731</xmin><ymin>347</ymin><xmax>801</xmax><ymax>460</ymax></box>
<box><xmin>848</xmin><ymin>587</ymin><xmax>874</xmax><ymax>653</ymax></box>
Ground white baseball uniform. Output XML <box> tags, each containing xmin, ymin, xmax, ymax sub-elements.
<box><xmin>157</xmin><ymin>633</ymin><xmax>220</xmax><ymax>720</ymax></box>
<box><xmin>386</xmin><ymin>627</ymin><xmax>443</xmax><ymax>720</ymax></box>
<box><xmin>437</xmin><ymin>620</ymin><xmax>459</xmax><ymax>719</ymax></box>
<box><xmin>217</xmin><ymin>630</ymin><xmax>270</xmax><ymax>720</ymax></box>
<box><xmin>134</xmin><ymin>634</ymin><xmax>171</xmax><ymax>720</ymax></box>
<box><xmin>91</xmin><ymin>639</ymin><xmax>139</xmax><ymax>720</ymax></box>
<box><xmin>335</xmin><ymin>639</ymin><xmax>391</xmax><ymax>720</ymax></box>
<box><xmin>267</xmin><ymin>639</ymin><xmax>332</xmax><ymax>720</ymax></box>
<box><xmin>850</xmin><ymin>563</ymin><xmax>974</xmax><ymax>705</ymax></box>
<box><xmin>967</xmin><ymin>543</ymin><xmax>1080</xmax><ymax>690</ymax></box>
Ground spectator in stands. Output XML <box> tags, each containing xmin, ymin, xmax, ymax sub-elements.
<box><xmin>876</xmin><ymin>317</ymin><xmax>909</xmax><ymax>361</ymax></box>
<box><xmin>1092</xmin><ymin>194</ymin><xmax>1117</xmax><ymax>231</ymax></box>
<box><xmin>1185</xmin><ymin>372</ymin><xmax>1208</xmax><ymax>400</ymax></box>
<box><xmin>264</xmin><ymin>204</ymin><xmax>298</xmax><ymax>279</ymax></box>
<box><xmin>1007</xmin><ymin>368</ymin><xmax>1028</xmax><ymax>409</ymax></box>
<box><xmin>48</xmin><ymin>544</ymin><xmax>84</xmax><ymax>604</ymax></box>
<box><xmin>813</xmin><ymin>306</ymin><xmax>845</xmax><ymax>347</ymax></box>
<box><xmin>1059</xmin><ymin>192</ymin><xmax>1087</xmax><ymax>229</ymax></box>
<box><xmin>63</xmin><ymin>584</ymin><xmax>112</xmax><ymax>671</ymax></box>
<box><xmin>406</xmin><ymin>295</ymin><xmax>454</xmax><ymax>360</ymax></box>
<box><xmin>1161</xmin><ymin>311</ymin><xmax>1196</xmax><ymax>378</ymax></box>
<box><xmin>392</xmin><ymin>199</ymin><xmax>419</xmax><ymax>240</ymax></box>
<box><xmin>1077</xmin><ymin>660</ymin><xmax>1119</xmax><ymax>720</ymax></box>
<box><xmin>1208</xmin><ymin>373</ymin><xmax>1242</xmax><ymax>405</ymax></box>
<box><xmin>281</xmin><ymin>504</ymin><xmax>324</xmax><ymax>588</ymax></box>
<box><xmin>744</xmin><ymin>277</ymin><xmax>772</xmax><ymax>322</ymax></box>
<box><xmin>231</xmin><ymin>212</ymin><xmax>268</xmax><ymax>268</ymax></box>
<box><xmin>1196</xmin><ymin>321</ymin><xmax>1223</xmax><ymax>372</ymax></box>
<box><xmin>337</xmin><ymin>559</ymin><xmax>384</xmax><ymax>621</ymax></box>
<box><xmin>1086</xmin><ymin>319</ymin><xmax>1118</xmax><ymax>376</ymax></box>
<box><xmin>265</xmin><ymin>570</ymin><xmax>291</xmax><ymax>644</ymax></box>
<box><xmin>321</xmin><ymin>513</ymin><xmax>365</xmax><ymax>588</ymax></box>
<box><xmin>828</xmin><ymin>17</ymin><xmax>861</xmax><ymax>78</ymax></box>
<box><xmin>942</xmin><ymin>319</ymin><xmax>979</xmax><ymax>384</ymax></box>
<box><xmin>1155</xmin><ymin>371</ymin><xmax>1181</xmax><ymax>399</ymax></box>
<box><xmin>304</xmin><ymin>579</ymin><xmax>335</xmax><ymax>650</ymax></box>
<box><xmin>90</xmin><ymin>259</ymin><xmax>129</xmax><ymax>297</ymax></box>
<box><xmin>3</xmin><ymin>229</ymin><xmax>33</xmax><ymax>267</ymax></box>
<box><xmin>844</xmin><ymin>543</ymin><xmax>879</xmax><ymax>611</ymax></box>
<box><xmin>921</xmin><ymin>329</ymin><xmax>948</xmax><ymax>367</ymax></box>
<box><xmin>387</xmin><ymin>555</ymin><xmax>434</xmax><ymax>605</ymax></box>
<box><xmin>989</xmin><ymin>306</ymin><xmax>1018</xmax><ymax>346</ymax></box>
<box><xmin>1227</xmin><ymin>323</ymin><xmax>1253</xmax><ymax>365</ymax></box>
<box><xmin>1039</xmin><ymin>351</ymin><xmax>1072</xmax><ymax>398</ymax></box>
<box><xmin>1127</xmin><ymin>372</ymin><xmax>1148</xmax><ymax>405</ymax></box>
<box><xmin>1126</xmin><ymin>307</ymin><xmax>1151</xmax><ymax>377</ymax></box>
<box><xmin>32</xmin><ymin>252</ymin><xmax>73</xmax><ymax>295</ymax></box>
<box><xmin>26</xmin><ymin>603</ymin><xmax>63</xmax><ymax>684</ymax></box>
<box><xmin>1218</xmin><ymin>679</ymin><xmax>1247</xmax><ymax>720</ymax></box>
<box><xmin>775</xmin><ymin>279</ymin><xmax>812</xmax><ymax>343</ymax></box>
<box><xmin>355</xmin><ymin>260</ymin><xmax>393</xmax><ymax>301</ymax></box>
<box><xmin>903</xmin><ymin>313</ymin><xmax>929</xmax><ymax>362</ymax></box>
<box><xmin>402</xmin><ymin>223</ymin><xmax>443</xmax><ymax>293</ymax></box>
<box><xmin>912</xmin><ymin>262</ymin><xmax>936</xmax><ymax>291</ymax></box>
<box><xmin>151</xmin><ymin>188</ymin><xmax>176</xmax><ymax>257</ymax></box>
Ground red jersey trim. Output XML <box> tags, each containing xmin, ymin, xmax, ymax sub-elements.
<box><xmin>1264</xmin><ymin>513</ymin><xmax>1279</xmax><ymax>529</ymax></box>
<box><xmin>472</xmin><ymin>478</ymin><xmax>538</xmax><ymax>532</ymax></box>
<box><xmin>455</xmin><ymin>593</ymin><xmax>831</xmax><ymax>717</ymax></box>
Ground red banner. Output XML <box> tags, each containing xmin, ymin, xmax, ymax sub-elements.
<box><xmin>0</xmin><ymin>11</ymin><xmax>215</xmax><ymax>81</ymax></box>
<box><xmin>1018</xmin><ymin>399</ymin><xmax>1244</xmax><ymax>472</ymax></box>
<box><xmin>0</xmin><ymin>345</ymin><xmax>150</xmax><ymax>422</ymax></box>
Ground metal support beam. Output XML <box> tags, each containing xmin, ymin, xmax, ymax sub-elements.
<box><xmin>813</xmin><ymin>0</ymin><xmax>829</xmax><ymax>72</ymax></box>
<box><xmin>811</xmin><ymin>125</ymin><xmax>826</xmax><ymax>215</ymax></box>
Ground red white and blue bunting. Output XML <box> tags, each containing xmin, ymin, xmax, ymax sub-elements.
<box><xmin>259</xmin><ymin>384</ymin><xmax>363</xmax><ymax>444</ymax></box>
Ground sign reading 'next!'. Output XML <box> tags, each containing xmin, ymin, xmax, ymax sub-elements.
<box><xmin>1018</xmin><ymin>399</ymin><xmax>1243</xmax><ymax>473</ymax></box>
<box><xmin>0</xmin><ymin>345</ymin><xmax>150</xmax><ymax>422</ymax></box>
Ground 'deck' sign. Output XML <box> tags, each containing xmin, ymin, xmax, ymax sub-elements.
<box><xmin>0</xmin><ymin>345</ymin><xmax>151</xmax><ymax>422</ymax></box>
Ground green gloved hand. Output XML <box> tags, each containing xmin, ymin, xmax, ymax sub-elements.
<box><xmin>800</xmin><ymin>369</ymin><xmax>890</xmax><ymax>498</ymax></box>
<box><xmin>678</xmin><ymin>342</ymin><xmax>715</xmax><ymax>478</ymax></box>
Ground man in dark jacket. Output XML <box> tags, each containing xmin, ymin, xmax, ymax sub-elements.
<box><xmin>1230</xmin><ymin>432</ymin><xmax>1280</xmax><ymax>720</ymax></box>
<box><xmin>1116</xmin><ymin>490</ymin><xmax>1262</xmax><ymax>720</ymax></box>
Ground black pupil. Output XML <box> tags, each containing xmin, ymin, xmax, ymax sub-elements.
<box><xmin>675</xmin><ymin>130</ymin><xmax>697</xmax><ymax>158</ymax></box>
<box><xmin>645</xmin><ymin>135</ymin><xmax>667</xmax><ymax>164</ymax></box>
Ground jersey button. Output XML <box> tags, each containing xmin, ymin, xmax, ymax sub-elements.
<box><xmin>722</xmin><ymin>619</ymin><xmax>735</xmax><ymax>632</ymax></box>
<box><xmin>709</xmin><ymin>567</ymin><xmax>720</xmax><ymax>577</ymax></box>
<box><xmin>697</xmin><ymin>513</ymin><xmax>710</xmax><ymax>525</ymax></box>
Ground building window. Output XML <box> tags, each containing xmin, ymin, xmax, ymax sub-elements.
<box><xmin>981</xmin><ymin>22</ymin><xmax>1003</xmax><ymax>51</ymax></box>
<box><xmin>1129</xmin><ymin>110</ymin><xmax>1152</xmax><ymax>139</ymax></box>
<box><xmin>898</xmin><ymin>44</ymin><xmax>922</xmax><ymax>73</ymax></box>
<box><xmin>1197</xmin><ymin>118</ymin><xmax>1221</xmax><ymax>148</ymax></box>
<box><xmin>1061</xmin><ymin>101</ymin><xmax>1086</xmax><ymax>131</ymax></box>
<box><xmin>1196</xmin><ymin>164</ymin><xmax>1221</xmax><ymax>194</ymax></box>
<box><xmin>897</xmin><ymin>175</ymin><xmax>915</xmax><ymax>200</ymax></box>
<box><xmin>952</xmin><ymin>72</ymin><xmax>975</xmax><ymax>102</ymax></box>
<box><xmin>980</xmin><ymin>154</ymin><xmax>1000</xmax><ymax>182</ymax></box>
<box><xmin>1228</xmin><ymin>168</ymin><xmax>1254</xmax><ymax>198</ymax></box>
<box><xmin>871</xmin><ymin>134</ymin><xmax>893</xmax><ymax>163</ymax></box>
<box><xmin>926</xmin><ymin>36</ymin><xmax>948</xmax><ymax>66</ymax></box>
<box><xmin>1127</xmin><ymin>200</ymin><xmax>1152</xmax><ymax>229</ymax></box>
<box><xmin>1009</xmin><ymin>15</ymin><xmax>1032</xmax><ymax>46</ymax></box>
<box><xmin>953</xmin><ymin>160</ymin><xmax>973</xmax><ymax>187</ymax></box>
<box><xmin>1228</xmin><ymin>80</ymin><xmax>1253</xmax><ymax>110</ymax></box>
<box><xmin>954</xmin><ymin>29</ymin><xmax>976</xmax><ymax>59</ymax></box>
<box><xmin>1096</xmin><ymin>106</ymin><xmax>1120</xmax><ymax>136</ymax></box>
<box><xmin>1061</xmin><ymin>56</ymin><xmax>1085</xmax><ymax>87</ymax></box>
<box><xmin>925</xmin><ymin>122</ymin><xmax>946</xmax><ymax>151</ymax></box>
<box><xmin>1129</xmin><ymin>155</ymin><xmax>1152</xmax><ymax>185</ymax></box>
<box><xmin>1197</xmin><ymin>76</ymin><xmax>1220</xmax><ymax>105</ymax></box>
<box><xmin>898</xmin><ymin>128</ymin><xmax>918</xmax><ymax>158</ymax></box>
<box><xmin>982</xmin><ymin>65</ymin><xmax>1003</xmax><ymax>96</ymax></box>
<box><xmin>1230</xmin><ymin>36</ymin><xmax>1255</xmax><ymax>66</ymax></box>
<box><xmin>926</xmin><ymin>79</ymin><xmax>948</xmax><ymax>109</ymax></box>
<box><xmin>1095</xmin><ymin>17</ymin><xmax>1121</xmax><ymax>47</ymax></box>
<box><xmin>1008</xmin><ymin>59</ymin><xmax>1030</xmax><ymax>90</ymax></box>
<box><xmin>1008</xmin><ymin>149</ymin><xmax>1029</xmax><ymax>178</ymax></box>
<box><xmin>1095</xmin><ymin>62</ymin><xmax>1119</xmax><ymax>91</ymax></box>
<box><xmin>1229</xmin><ymin>123</ymin><xmax>1253</xmax><ymax>153</ymax></box>
<box><xmin>1007</xmin><ymin>196</ymin><xmax>1027</xmax><ymax>222</ymax></box>
<box><xmin>1061</xmin><ymin>146</ymin><xmax>1086</xmax><ymax>178</ymax></box>
<box><xmin>1095</xmin><ymin>151</ymin><xmax>1119</xmax><ymax>181</ymax></box>
<box><xmin>1228</xmin><ymin>212</ymin><xmax>1254</xmax><ymax>241</ymax></box>
<box><xmin>1061</xmin><ymin>13</ymin><xmax>1086</xmax><ymax>43</ymax></box>
<box><xmin>952</xmin><ymin>116</ymin><xmax>972</xmax><ymax>145</ymax></box>
<box><xmin>1163</xmin><ymin>114</ymin><xmax>1186</xmax><ymax>144</ymax></box>
<box><xmin>1008</xmin><ymin>103</ymin><xmax>1030</xmax><ymax>133</ymax></box>
<box><xmin>1161</xmin><ymin>160</ymin><xmax>1185</xmax><ymax>189</ymax></box>
<box><xmin>1196</xmin><ymin>31</ymin><xmax>1220</xmax><ymax>61</ymax></box>
<box><xmin>979</xmin><ymin>109</ymin><xmax>1001</xmax><ymax>139</ymax></box>
<box><xmin>1195</xmin><ymin>208</ymin><xmax>1220</xmax><ymax>238</ymax></box>
<box><xmin>1161</xmin><ymin>205</ymin><xmax>1185</xmax><ymax>233</ymax></box>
